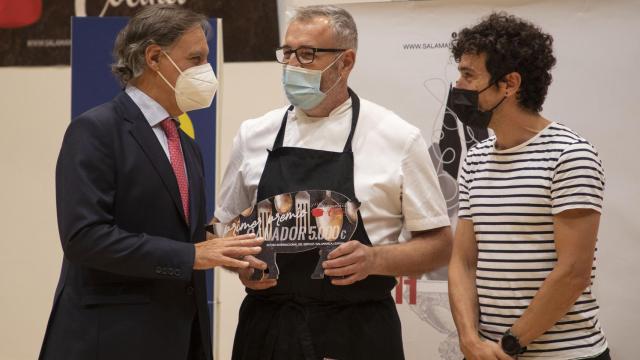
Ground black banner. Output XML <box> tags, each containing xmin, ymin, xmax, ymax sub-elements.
<box><xmin>0</xmin><ymin>0</ymin><xmax>279</xmax><ymax>66</ymax></box>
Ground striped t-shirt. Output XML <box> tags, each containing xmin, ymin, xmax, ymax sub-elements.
<box><xmin>458</xmin><ymin>122</ymin><xmax>607</xmax><ymax>359</ymax></box>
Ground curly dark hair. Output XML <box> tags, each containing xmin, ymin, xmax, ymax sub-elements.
<box><xmin>451</xmin><ymin>12</ymin><xmax>556</xmax><ymax>113</ymax></box>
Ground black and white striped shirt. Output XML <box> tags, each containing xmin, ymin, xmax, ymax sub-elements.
<box><xmin>458</xmin><ymin>123</ymin><xmax>608</xmax><ymax>359</ymax></box>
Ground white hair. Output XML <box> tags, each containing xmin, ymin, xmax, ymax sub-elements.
<box><xmin>290</xmin><ymin>5</ymin><xmax>358</xmax><ymax>51</ymax></box>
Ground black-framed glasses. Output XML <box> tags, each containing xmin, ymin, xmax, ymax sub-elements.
<box><xmin>275</xmin><ymin>46</ymin><xmax>346</xmax><ymax>64</ymax></box>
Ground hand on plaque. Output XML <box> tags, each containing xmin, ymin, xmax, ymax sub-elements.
<box><xmin>237</xmin><ymin>255</ymin><xmax>278</xmax><ymax>290</ymax></box>
<box><xmin>322</xmin><ymin>240</ymin><xmax>376</xmax><ymax>286</ymax></box>
<box><xmin>193</xmin><ymin>234</ymin><xmax>263</xmax><ymax>270</ymax></box>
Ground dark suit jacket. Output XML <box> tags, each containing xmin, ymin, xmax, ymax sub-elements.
<box><xmin>39</xmin><ymin>92</ymin><xmax>212</xmax><ymax>360</ymax></box>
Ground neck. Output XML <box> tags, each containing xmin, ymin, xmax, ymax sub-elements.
<box><xmin>302</xmin><ymin>85</ymin><xmax>350</xmax><ymax>117</ymax></box>
<box><xmin>131</xmin><ymin>73</ymin><xmax>182</xmax><ymax>117</ymax></box>
<box><xmin>490</xmin><ymin>105</ymin><xmax>551</xmax><ymax>150</ymax></box>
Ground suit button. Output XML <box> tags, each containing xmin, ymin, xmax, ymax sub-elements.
<box><xmin>175</xmin><ymin>269</ymin><xmax>182</xmax><ymax>277</ymax></box>
<box><xmin>155</xmin><ymin>266</ymin><xmax>162</xmax><ymax>274</ymax></box>
<box><xmin>186</xmin><ymin>286</ymin><xmax>194</xmax><ymax>295</ymax></box>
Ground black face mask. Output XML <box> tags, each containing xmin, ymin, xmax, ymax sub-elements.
<box><xmin>446</xmin><ymin>82</ymin><xmax>506</xmax><ymax>129</ymax></box>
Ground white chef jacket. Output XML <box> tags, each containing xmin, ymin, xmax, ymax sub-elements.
<box><xmin>215</xmin><ymin>97</ymin><xmax>449</xmax><ymax>245</ymax></box>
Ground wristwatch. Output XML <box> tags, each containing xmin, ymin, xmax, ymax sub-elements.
<box><xmin>501</xmin><ymin>328</ymin><xmax>526</xmax><ymax>356</ymax></box>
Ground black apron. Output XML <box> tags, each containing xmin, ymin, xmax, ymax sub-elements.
<box><xmin>232</xmin><ymin>90</ymin><xmax>404</xmax><ymax>360</ymax></box>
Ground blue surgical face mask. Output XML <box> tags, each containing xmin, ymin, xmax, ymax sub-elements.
<box><xmin>282</xmin><ymin>53</ymin><xmax>344</xmax><ymax>110</ymax></box>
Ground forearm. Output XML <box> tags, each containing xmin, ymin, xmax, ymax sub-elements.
<box><xmin>370</xmin><ymin>226</ymin><xmax>452</xmax><ymax>276</ymax></box>
<box><xmin>511</xmin><ymin>264</ymin><xmax>591</xmax><ymax>346</ymax></box>
<box><xmin>448</xmin><ymin>254</ymin><xmax>480</xmax><ymax>346</ymax></box>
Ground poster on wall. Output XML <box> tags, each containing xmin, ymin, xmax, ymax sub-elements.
<box><xmin>0</xmin><ymin>0</ymin><xmax>278</xmax><ymax>66</ymax></box>
<box><xmin>341</xmin><ymin>0</ymin><xmax>640</xmax><ymax>358</ymax></box>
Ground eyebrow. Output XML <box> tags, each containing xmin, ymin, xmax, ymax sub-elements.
<box><xmin>187</xmin><ymin>50</ymin><xmax>207</xmax><ymax>58</ymax></box>
<box><xmin>280</xmin><ymin>44</ymin><xmax>315</xmax><ymax>49</ymax></box>
<box><xmin>458</xmin><ymin>65</ymin><xmax>475</xmax><ymax>73</ymax></box>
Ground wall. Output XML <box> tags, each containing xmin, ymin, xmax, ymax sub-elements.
<box><xmin>0</xmin><ymin>67</ymin><xmax>68</xmax><ymax>360</ymax></box>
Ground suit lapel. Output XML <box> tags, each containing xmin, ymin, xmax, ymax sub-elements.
<box><xmin>116</xmin><ymin>93</ymin><xmax>188</xmax><ymax>226</ymax></box>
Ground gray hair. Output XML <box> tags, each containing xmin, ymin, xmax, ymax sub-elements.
<box><xmin>290</xmin><ymin>5</ymin><xmax>358</xmax><ymax>51</ymax></box>
<box><xmin>111</xmin><ymin>5</ymin><xmax>211</xmax><ymax>86</ymax></box>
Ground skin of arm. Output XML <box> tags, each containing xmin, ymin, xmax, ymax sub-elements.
<box><xmin>322</xmin><ymin>225</ymin><xmax>453</xmax><ymax>286</ymax></box>
<box><xmin>448</xmin><ymin>218</ymin><xmax>512</xmax><ymax>360</ymax></box>
<box><xmin>510</xmin><ymin>208</ymin><xmax>600</xmax><ymax>346</ymax></box>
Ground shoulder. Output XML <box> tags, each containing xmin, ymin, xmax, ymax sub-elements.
<box><xmin>547</xmin><ymin>123</ymin><xmax>602</xmax><ymax>165</ymax></box>
<box><xmin>66</xmin><ymin>99</ymin><xmax>123</xmax><ymax>137</ymax></box>
<box><xmin>358</xmin><ymin>98</ymin><xmax>423</xmax><ymax>146</ymax></box>
<box><xmin>543</xmin><ymin>123</ymin><xmax>601</xmax><ymax>159</ymax></box>
<box><xmin>238</xmin><ymin>106</ymin><xmax>290</xmax><ymax>141</ymax></box>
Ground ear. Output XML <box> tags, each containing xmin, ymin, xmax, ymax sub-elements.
<box><xmin>145</xmin><ymin>43</ymin><xmax>163</xmax><ymax>71</ymax></box>
<box><xmin>339</xmin><ymin>49</ymin><xmax>356</xmax><ymax>78</ymax></box>
<box><xmin>502</xmin><ymin>71</ymin><xmax>521</xmax><ymax>97</ymax></box>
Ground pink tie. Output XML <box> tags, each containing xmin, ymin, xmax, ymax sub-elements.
<box><xmin>160</xmin><ymin>118</ymin><xmax>189</xmax><ymax>223</ymax></box>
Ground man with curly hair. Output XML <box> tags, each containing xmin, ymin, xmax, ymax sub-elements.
<box><xmin>447</xmin><ymin>13</ymin><xmax>610</xmax><ymax>360</ymax></box>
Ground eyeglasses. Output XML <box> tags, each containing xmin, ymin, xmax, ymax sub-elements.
<box><xmin>311</xmin><ymin>207</ymin><xmax>344</xmax><ymax>217</ymax></box>
<box><xmin>275</xmin><ymin>46</ymin><xmax>345</xmax><ymax>65</ymax></box>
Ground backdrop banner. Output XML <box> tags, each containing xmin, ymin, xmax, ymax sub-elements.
<box><xmin>70</xmin><ymin>15</ymin><xmax>221</xmax><ymax>342</ymax></box>
<box><xmin>0</xmin><ymin>0</ymin><xmax>277</xmax><ymax>66</ymax></box>
<box><xmin>341</xmin><ymin>0</ymin><xmax>639</xmax><ymax>358</ymax></box>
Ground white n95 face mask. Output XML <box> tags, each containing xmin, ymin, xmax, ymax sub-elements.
<box><xmin>282</xmin><ymin>53</ymin><xmax>343</xmax><ymax>110</ymax></box>
<box><xmin>157</xmin><ymin>50</ymin><xmax>219</xmax><ymax>113</ymax></box>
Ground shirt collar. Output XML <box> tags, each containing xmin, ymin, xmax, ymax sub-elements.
<box><xmin>125</xmin><ymin>85</ymin><xmax>173</xmax><ymax>127</ymax></box>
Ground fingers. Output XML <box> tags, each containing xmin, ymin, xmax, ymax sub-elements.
<box><xmin>242</xmin><ymin>278</ymin><xmax>278</xmax><ymax>290</ymax></box>
<box><xmin>238</xmin><ymin>267</ymin><xmax>277</xmax><ymax>289</ymax></box>
<box><xmin>220</xmin><ymin>237</ymin><xmax>264</xmax><ymax>247</ymax></box>
<box><xmin>324</xmin><ymin>263</ymin><xmax>358</xmax><ymax>277</ymax></box>
<box><xmin>327</xmin><ymin>240</ymin><xmax>359</xmax><ymax>260</ymax></box>
<box><xmin>323</xmin><ymin>252</ymin><xmax>357</xmax><ymax>269</ymax></box>
<box><xmin>223</xmin><ymin>246</ymin><xmax>262</xmax><ymax>258</ymax></box>
<box><xmin>244</xmin><ymin>255</ymin><xmax>267</xmax><ymax>270</ymax></box>
<box><xmin>487</xmin><ymin>341</ymin><xmax>512</xmax><ymax>360</ymax></box>
<box><xmin>218</xmin><ymin>256</ymin><xmax>250</xmax><ymax>269</ymax></box>
<box><xmin>228</xmin><ymin>233</ymin><xmax>258</xmax><ymax>240</ymax></box>
<box><xmin>495</xmin><ymin>349</ymin><xmax>512</xmax><ymax>360</ymax></box>
<box><xmin>330</xmin><ymin>273</ymin><xmax>362</xmax><ymax>286</ymax></box>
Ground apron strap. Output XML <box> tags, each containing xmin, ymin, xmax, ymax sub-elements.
<box><xmin>343</xmin><ymin>87</ymin><xmax>360</xmax><ymax>153</ymax></box>
<box><xmin>272</xmin><ymin>88</ymin><xmax>361</xmax><ymax>153</ymax></box>
<box><xmin>272</xmin><ymin>105</ymin><xmax>294</xmax><ymax>150</ymax></box>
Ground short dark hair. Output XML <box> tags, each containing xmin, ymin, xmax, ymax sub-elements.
<box><xmin>451</xmin><ymin>12</ymin><xmax>556</xmax><ymax>113</ymax></box>
<box><xmin>111</xmin><ymin>5</ymin><xmax>211</xmax><ymax>86</ymax></box>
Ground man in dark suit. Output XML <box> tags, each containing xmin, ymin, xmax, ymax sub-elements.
<box><xmin>39</xmin><ymin>5</ymin><xmax>262</xmax><ymax>360</ymax></box>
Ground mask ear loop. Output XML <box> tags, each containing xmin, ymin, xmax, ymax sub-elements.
<box><xmin>161</xmin><ymin>50</ymin><xmax>184</xmax><ymax>75</ymax></box>
<box><xmin>320</xmin><ymin>51</ymin><xmax>347</xmax><ymax>96</ymax></box>
<box><xmin>155</xmin><ymin>50</ymin><xmax>182</xmax><ymax>93</ymax></box>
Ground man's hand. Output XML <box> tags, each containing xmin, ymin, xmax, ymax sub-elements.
<box><xmin>461</xmin><ymin>337</ymin><xmax>512</xmax><ymax>360</ymax></box>
<box><xmin>193</xmin><ymin>234</ymin><xmax>263</xmax><ymax>270</ymax></box>
<box><xmin>234</xmin><ymin>255</ymin><xmax>278</xmax><ymax>290</ymax></box>
<box><xmin>322</xmin><ymin>240</ymin><xmax>377</xmax><ymax>285</ymax></box>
